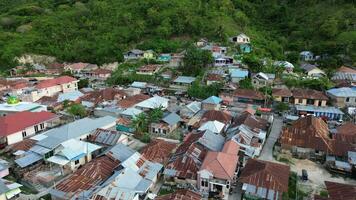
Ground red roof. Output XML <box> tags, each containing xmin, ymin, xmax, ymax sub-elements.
<box><xmin>234</xmin><ymin>89</ymin><xmax>264</xmax><ymax>100</ymax></box>
<box><xmin>91</xmin><ymin>68</ymin><xmax>112</xmax><ymax>75</ymax></box>
<box><xmin>200</xmin><ymin>151</ymin><xmax>238</xmax><ymax>180</ymax></box>
<box><xmin>292</xmin><ymin>88</ymin><xmax>328</xmax><ymax>100</ymax></box>
<box><xmin>200</xmin><ymin>110</ymin><xmax>232</xmax><ymax>124</ymax></box>
<box><xmin>36</xmin><ymin>76</ymin><xmax>77</xmax><ymax>89</ymax></box>
<box><xmin>239</xmin><ymin>159</ymin><xmax>290</xmax><ymax>193</ymax></box>
<box><xmin>117</xmin><ymin>94</ymin><xmax>150</xmax><ymax>108</ymax></box>
<box><xmin>0</xmin><ymin>111</ymin><xmax>57</xmax><ymax>137</ymax></box>
<box><xmin>323</xmin><ymin>181</ymin><xmax>356</xmax><ymax>200</ymax></box>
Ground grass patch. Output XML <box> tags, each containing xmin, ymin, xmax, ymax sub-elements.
<box><xmin>319</xmin><ymin>190</ymin><xmax>328</xmax><ymax>197</ymax></box>
<box><xmin>158</xmin><ymin>187</ymin><xmax>175</xmax><ymax>196</ymax></box>
<box><xmin>40</xmin><ymin>194</ymin><xmax>52</xmax><ymax>200</ymax></box>
<box><xmin>20</xmin><ymin>185</ymin><xmax>38</xmax><ymax>195</ymax></box>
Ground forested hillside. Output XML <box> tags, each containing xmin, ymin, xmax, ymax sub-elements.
<box><xmin>0</xmin><ymin>0</ymin><xmax>355</xmax><ymax>69</ymax></box>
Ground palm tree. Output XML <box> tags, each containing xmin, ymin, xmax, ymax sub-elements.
<box><xmin>131</xmin><ymin>113</ymin><xmax>148</xmax><ymax>137</ymax></box>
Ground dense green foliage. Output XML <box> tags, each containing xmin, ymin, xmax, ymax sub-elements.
<box><xmin>187</xmin><ymin>82</ymin><xmax>222</xmax><ymax>99</ymax></box>
<box><xmin>239</xmin><ymin>77</ymin><xmax>253</xmax><ymax>89</ymax></box>
<box><xmin>283</xmin><ymin>76</ymin><xmax>334</xmax><ymax>91</ymax></box>
<box><xmin>0</xmin><ymin>0</ymin><xmax>354</xmax><ymax>72</ymax></box>
<box><xmin>67</xmin><ymin>103</ymin><xmax>87</xmax><ymax>118</ymax></box>
<box><xmin>180</xmin><ymin>46</ymin><xmax>214</xmax><ymax>76</ymax></box>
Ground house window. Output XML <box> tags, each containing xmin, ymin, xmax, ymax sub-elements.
<box><xmin>74</xmin><ymin>160</ymin><xmax>80</xmax><ymax>165</ymax></box>
<box><xmin>346</xmin><ymin>97</ymin><xmax>350</xmax><ymax>102</ymax></box>
<box><xmin>34</xmin><ymin>125</ymin><xmax>39</xmax><ymax>132</ymax></box>
<box><xmin>67</xmin><ymin>85</ymin><xmax>70</xmax><ymax>88</ymax></box>
<box><xmin>201</xmin><ymin>180</ymin><xmax>208</xmax><ymax>187</ymax></box>
<box><xmin>40</xmin><ymin>123</ymin><xmax>44</xmax><ymax>129</ymax></box>
<box><xmin>22</xmin><ymin>131</ymin><xmax>27</xmax><ymax>138</ymax></box>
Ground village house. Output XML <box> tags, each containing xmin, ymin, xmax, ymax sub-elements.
<box><xmin>300</xmin><ymin>63</ymin><xmax>326</xmax><ymax>77</ymax></box>
<box><xmin>230</xmin><ymin>68</ymin><xmax>249</xmax><ymax>83</ymax></box>
<box><xmin>279</xmin><ymin>116</ymin><xmax>354</xmax><ymax>161</ymax></box>
<box><xmin>136</xmin><ymin>64</ymin><xmax>162</xmax><ymax>75</ymax></box>
<box><xmin>134</xmin><ymin>95</ymin><xmax>169</xmax><ymax>111</ymax></box>
<box><xmin>214</xmin><ymin>55</ymin><xmax>233</xmax><ymax>67</ymax></box>
<box><xmin>274</xmin><ymin>61</ymin><xmax>294</xmax><ymax>73</ymax></box>
<box><xmin>200</xmin><ymin>110</ymin><xmax>232</xmax><ymax>125</ymax></box>
<box><xmin>234</xmin><ymin>89</ymin><xmax>265</xmax><ymax>104</ymax></box>
<box><xmin>300</xmin><ymin>51</ymin><xmax>314</xmax><ymax>61</ymax></box>
<box><xmin>80</xmin><ymin>88</ymin><xmax>127</xmax><ymax>108</ymax></box>
<box><xmin>124</xmin><ymin>49</ymin><xmax>144</xmax><ymax>60</ymax></box>
<box><xmin>252</xmin><ymin>72</ymin><xmax>275</xmax><ymax>88</ymax></box>
<box><xmin>314</xmin><ymin>181</ymin><xmax>356</xmax><ymax>200</ymax></box>
<box><xmin>14</xmin><ymin>116</ymin><xmax>116</xmax><ymax>169</ymax></box>
<box><xmin>292</xmin><ymin>88</ymin><xmax>328</xmax><ymax>107</ymax></box>
<box><xmin>294</xmin><ymin>105</ymin><xmax>344</xmax><ymax>120</ymax></box>
<box><xmin>171</xmin><ymin>76</ymin><xmax>196</xmax><ymax>90</ymax></box>
<box><xmin>196</xmin><ymin>38</ymin><xmax>209</xmax><ymax>47</ymax></box>
<box><xmin>239</xmin><ymin>159</ymin><xmax>290</xmax><ymax>200</ymax></box>
<box><xmin>21</xmin><ymin>76</ymin><xmax>79</xmax><ymax>102</ymax></box>
<box><xmin>46</xmin><ymin>138</ymin><xmax>103</xmax><ymax>172</ymax></box>
<box><xmin>198</xmin><ymin>120</ymin><xmax>226</xmax><ymax>135</ymax></box>
<box><xmin>331</xmin><ymin>66</ymin><xmax>356</xmax><ymax>87</ymax></box>
<box><xmin>206</xmin><ymin>74</ymin><xmax>224</xmax><ymax>85</ymax></box>
<box><xmin>150</xmin><ymin>112</ymin><xmax>181</xmax><ymax>135</ymax></box>
<box><xmin>141</xmin><ymin>139</ymin><xmax>177</xmax><ymax>165</ymax></box>
<box><xmin>158</xmin><ymin>53</ymin><xmax>172</xmax><ymax>62</ymax></box>
<box><xmin>202</xmin><ymin>96</ymin><xmax>222</xmax><ymax>110</ymax></box>
<box><xmin>169</xmin><ymin>51</ymin><xmax>185</xmax><ymax>67</ymax></box>
<box><xmin>227</xmin><ymin>111</ymin><xmax>268</xmax><ymax>158</ymax></box>
<box><xmin>90</xmin><ymin>144</ymin><xmax>163</xmax><ymax>200</ymax></box>
<box><xmin>64</xmin><ymin>62</ymin><xmax>90</xmax><ymax>74</ymax></box>
<box><xmin>165</xmin><ymin>131</ymin><xmax>224</xmax><ymax>185</ymax></box>
<box><xmin>229</xmin><ymin>33</ymin><xmax>250</xmax><ymax>44</ymax></box>
<box><xmin>85</xmin><ymin>68</ymin><xmax>112</xmax><ymax>80</ymax></box>
<box><xmin>197</xmin><ymin>140</ymin><xmax>240</xmax><ymax>199</ymax></box>
<box><xmin>0</xmin><ymin>111</ymin><xmax>59</xmax><ymax>146</ymax></box>
<box><xmin>326</xmin><ymin>87</ymin><xmax>356</xmax><ymax>108</ymax></box>
<box><xmin>272</xmin><ymin>88</ymin><xmax>292</xmax><ymax>103</ymax></box>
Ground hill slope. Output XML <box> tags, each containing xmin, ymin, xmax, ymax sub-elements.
<box><xmin>0</xmin><ymin>0</ymin><xmax>355</xmax><ymax>69</ymax></box>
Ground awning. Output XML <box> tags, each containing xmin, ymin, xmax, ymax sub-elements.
<box><xmin>47</xmin><ymin>156</ymin><xmax>70</xmax><ymax>166</ymax></box>
<box><xmin>15</xmin><ymin>152</ymin><xmax>42</xmax><ymax>168</ymax></box>
<box><xmin>6</xmin><ymin>188</ymin><xmax>21</xmax><ymax>199</ymax></box>
<box><xmin>30</xmin><ymin>145</ymin><xmax>52</xmax><ymax>155</ymax></box>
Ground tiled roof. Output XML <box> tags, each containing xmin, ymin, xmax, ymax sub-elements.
<box><xmin>222</xmin><ymin>140</ymin><xmax>240</xmax><ymax>154</ymax></box>
<box><xmin>234</xmin><ymin>89</ymin><xmax>264</xmax><ymax>100</ymax></box>
<box><xmin>54</xmin><ymin>156</ymin><xmax>119</xmax><ymax>194</ymax></box>
<box><xmin>292</xmin><ymin>88</ymin><xmax>328</xmax><ymax>100</ymax></box>
<box><xmin>0</xmin><ymin>111</ymin><xmax>57</xmax><ymax>137</ymax></box>
<box><xmin>36</xmin><ymin>76</ymin><xmax>77</xmax><ymax>89</ymax></box>
<box><xmin>239</xmin><ymin>159</ymin><xmax>290</xmax><ymax>193</ymax></box>
<box><xmin>272</xmin><ymin>88</ymin><xmax>292</xmax><ymax>97</ymax></box>
<box><xmin>335</xmin><ymin>122</ymin><xmax>356</xmax><ymax>144</ymax></box>
<box><xmin>141</xmin><ymin>139</ymin><xmax>177</xmax><ymax>164</ymax></box>
<box><xmin>200</xmin><ymin>151</ymin><xmax>238</xmax><ymax>180</ymax></box>
<box><xmin>155</xmin><ymin>189</ymin><xmax>202</xmax><ymax>200</ymax></box>
<box><xmin>200</xmin><ymin>110</ymin><xmax>232</xmax><ymax>124</ymax></box>
<box><xmin>280</xmin><ymin>116</ymin><xmax>333</xmax><ymax>152</ymax></box>
<box><xmin>117</xmin><ymin>94</ymin><xmax>150</xmax><ymax>109</ymax></box>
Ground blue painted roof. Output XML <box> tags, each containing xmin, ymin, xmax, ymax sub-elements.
<box><xmin>202</xmin><ymin>96</ymin><xmax>222</xmax><ymax>104</ymax></box>
<box><xmin>230</xmin><ymin>69</ymin><xmax>248</xmax><ymax>78</ymax></box>
<box><xmin>173</xmin><ymin>76</ymin><xmax>196</xmax><ymax>84</ymax></box>
<box><xmin>327</xmin><ymin>87</ymin><xmax>356</xmax><ymax>97</ymax></box>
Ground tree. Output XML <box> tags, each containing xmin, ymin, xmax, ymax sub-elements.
<box><xmin>67</xmin><ymin>103</ymin><xmax>87</xmax><ymax>118</ymax></box>
<box><xmin>78</xmin><ymin>79</ymin><xmax>89</xmax><ymax>89</ymax></box>
<box><xmin>239</xmin><ymin>78</ymin><xmax>253</xmax><ymax>89</ymax></box>
<box><xmin>148</xmin><ymin>106</ymin><xmax>164</xmax><ymax>123</ymax></box>
<box><xmin>181</xmin><ymin>46</ymin><xmax>213</xmax><ymax>76</ymax></box>
<box><xmin>187</xmin><ymin>82</ymin><xmax>222</xmax><ymax>99</ymax></box>
<box><xmin>275</xmin><ymin>102</ymin><xmax>289</xmax><ymax>112</ymax></box>
<box><xmin>131</xmin><ymin>113</ymin><xmax>148</xmax><ymax>137</ymax></box>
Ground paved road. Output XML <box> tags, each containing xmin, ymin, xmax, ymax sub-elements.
<box><xmin>259</xmin><ymin>117</ymin><xmax>283</xmax><ymax>161</ymax></box>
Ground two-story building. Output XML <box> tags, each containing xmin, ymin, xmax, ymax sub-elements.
<box><xmin>198</xmin><ymin>140</ymin><xmax>240</xmax><ymax>200</ymax></box>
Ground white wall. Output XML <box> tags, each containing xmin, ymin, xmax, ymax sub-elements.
<box><xmin>6</xmin><ymin>121</ymin><xmax>50</xmax><ymax>145</ymax></box>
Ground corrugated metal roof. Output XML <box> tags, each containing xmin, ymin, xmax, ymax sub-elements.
<box><xmin>173</xmin><ymin>76</ymin><xmax>196</xmax><ymax>84</ymax></box>
<box><xmin>15</xmin><ymin>152</ymin><xmax>42</xmax><ymax>168</ymax></box>
<box><xmin>198</xmin><ymin>130</ymin><xmax>225</xmax><ymax>151</ymax></box>
<box><xmin>327</xmin><ymin>87</ymin><xmax>356</xmax><ymax>97</ymax></box>
<box><xmin>202</xmin><ymin>96</ymin><xmax>222</xmax><ymax>104</ymax></box>
<box><xmin>162</xmin><ymin>112</ymin><xmax>181</xmax><ymax>125</ymax></box>
<box><xmin>108</xmin><ymin>143</ymin><xmax>136</xmax><ymax>162</ymax></box>
<box><xmin>57</xmin><ymin>90</ymin><xmax>84</xmax><ymax>102</ymax></box>
<box><xmin>295</xmin><ymin>105</ymin><xmax>344</xmax><ymax>114</ymax></box>
<box><xmin>230</xmin><ymin>68</ymin><xmax>248</xmax><ymax>78</ymax></box>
